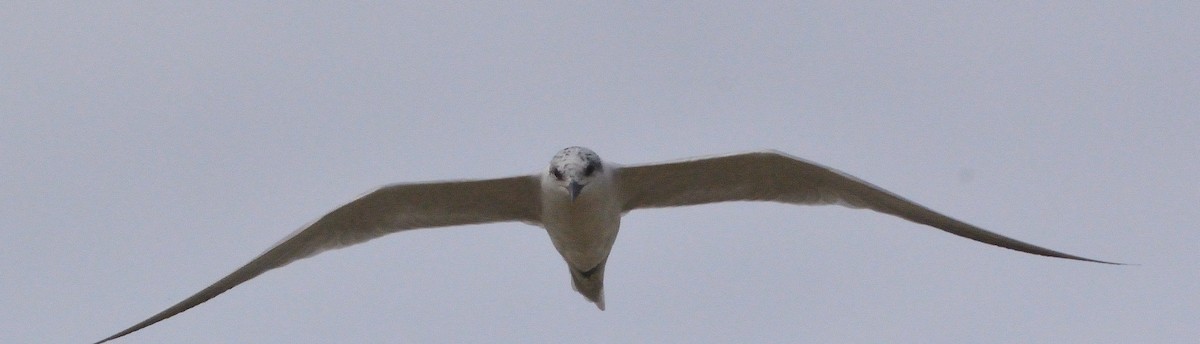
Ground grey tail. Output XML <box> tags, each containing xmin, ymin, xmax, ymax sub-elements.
<box><xmin>569</xmin><ymin>261</ymin><xmax>607</xmax><ymax>310</ymax></box>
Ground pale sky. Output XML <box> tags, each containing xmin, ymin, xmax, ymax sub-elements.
<box><xmin>3</xmin><ymin>2</ymin><xmax>1198</xmax><ymax>343</ymax></box>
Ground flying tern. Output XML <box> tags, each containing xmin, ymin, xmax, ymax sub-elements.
<box><xmin>95</xmin><ymin>147</ymin><xmax>1116</xmax><ymax>343</ymax></box>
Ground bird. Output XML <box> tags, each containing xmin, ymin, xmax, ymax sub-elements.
<box><xmin>94</xmin><ymin>147</ymin><xmax>1116</xmax><ymax>343</ymax></box>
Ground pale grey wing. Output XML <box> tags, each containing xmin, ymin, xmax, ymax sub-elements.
<box><xmin>96</xmin><ymin>175</ymin><xmax>542</xmax><ymax>344</ymax></box>
<box><xmin>615</xmin><ymin>150</ymin><xmax>1115</xmax><ymax>264</ymax></box>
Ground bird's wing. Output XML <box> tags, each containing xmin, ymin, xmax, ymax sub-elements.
<box><xmin>96</xmin><ymin>175</ymin><xmax>542</xmax><ymax>344</ymax></box>
<box><xmin>614</xmin><ymin>150</ymin><xmax>1115</xmax><ymax>264</ymax></box>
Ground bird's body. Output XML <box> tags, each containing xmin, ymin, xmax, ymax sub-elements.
<box><xmin>95</xmin><ymin>147</ymin><xmax>1117</xmax><ymax>343</ymax></box>
<box><xmin>540</xmin><ymin>147</ymin><xmax>622</xmax><ymax>308</ymax></box>
<box><xmin>541</xmin><ymin>186</ymin><xmax>620</xmax><ymax>309</ymax></box>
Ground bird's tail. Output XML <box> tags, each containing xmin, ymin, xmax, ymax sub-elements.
<box><xmin>569</xmin><ymin>261</ymin><xmax>607</xmax><ymax>310</ymax></box>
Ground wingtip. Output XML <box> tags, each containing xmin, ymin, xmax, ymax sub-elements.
<box><xmin>1055</xmin><ymin>253</ymin><xmax>1128</xmax><ymax>266</ymax></box>
<box><xmin>93</xmin><ymin>331</ymin><xmax>127</xmax><ymax>344</ymax></box>
<box><xmin>1095</xmin><ymin>259</ymin><xmax>1134</xmax><ymax>266</ymax></box>
<box><xmin>1051</xmin><ymin>251</ymin><xmax>1126</xmax><ymax>266</ymax></box>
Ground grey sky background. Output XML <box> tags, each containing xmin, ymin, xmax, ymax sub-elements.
<box><xmin>3</xmin><ymin>2</ymin><xmax>1197</xmax><ymax>343</ymax></box>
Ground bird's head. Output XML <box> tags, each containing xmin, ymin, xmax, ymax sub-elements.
<box><xmin>547</xmin><ymin>146</ymin><xmax>604</xmax><ymax>201</ymax></box>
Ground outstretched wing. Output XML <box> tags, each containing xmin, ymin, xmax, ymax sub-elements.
<box><xmin>615</xmin><ymin>150</ymin><xmax>1115</xmax><ymax>264</ymax></box>
<box><xmin>96</xmin><ymin>175</ymin><xmax>542</xmax><ymax>343</ymax></box>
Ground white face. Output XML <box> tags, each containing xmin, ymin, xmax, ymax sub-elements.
<box><xmin>548</xmin><ymin>147</ymin><xmax>603</xmax><ymax>200</ymax></box>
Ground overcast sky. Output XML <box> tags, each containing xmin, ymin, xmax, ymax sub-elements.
<box><xmin>3</xmin><ymin>2</ymin><xmax>1197</xmax><ymax>343</ymax></box>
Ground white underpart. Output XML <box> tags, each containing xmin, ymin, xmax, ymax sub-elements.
<box><xmin>540</xmin><ymin>163</ymin><xmax>621</xmax><ymax>272</ymax></box>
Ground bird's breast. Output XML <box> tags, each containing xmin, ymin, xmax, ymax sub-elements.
<box><xmin>540</xmin><ymin>191</ymin><xmax>622</xmax><ymax>269</ymax></box>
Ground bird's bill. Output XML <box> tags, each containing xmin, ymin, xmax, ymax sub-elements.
<box><xmin>568</xmin><ymin>180</ymin><xmax>584</xmax><ymax>201</ymax></box>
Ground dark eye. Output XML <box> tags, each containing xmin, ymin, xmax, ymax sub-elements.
<box><xmin>551</xmin><ymin>168</ymin><xmax>564</xmax><ymax>180</ymax></box>
<box><xmin>583</xmin><ymin>164</ymin><xmax>595</xmax><ymax>176</ymax></box>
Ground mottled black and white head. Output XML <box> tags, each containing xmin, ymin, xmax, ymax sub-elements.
<box><xmin>547</xmin><ymin>146</ymin><xmax>604</xmax><ymax>201</ymax></box>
